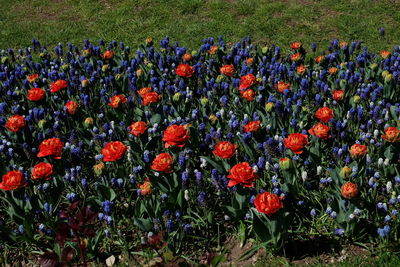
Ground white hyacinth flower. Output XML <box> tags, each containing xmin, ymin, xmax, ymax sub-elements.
<box><xmin>301</xmin><ymin>171</ymin><xmax>308</xmax><ymax>182</ymax></box>
<box><xmin>317</xmin><ymin>166</ymin><xmax>323</xmax><ymax>175</ymax></box>
<box><xmin>127</xmin><ymin>146</ymin><xmax>132</xmax><ymax>162</ymax></box>
<box><xmin>387</xmin><ymin>181</ymin><xmax>393</xmax><ymax>193</ymax></box>
<box><xmin>184</xmin><ymin>190</ymin><xmax>190</xmax><ymax>201</ymax></box>
<box><xmin>378</xmin><ymin>158</ymin><xmax>384</xmax><ymax>167</ymax></box>
<box><xmin>265</xmin><ymin>162</ymin><xmax>271</xmax><ymax>171</ymax></box>
<box><xmin>384</xmin><ymin>158</ymin><xmax>390</xmax><ymax>166</ymax></box>
<box><xmin>200</xmin><ymin>158</ymin><xmax>207</xmax><ymax>168</ymax></box>
<box><xmin>373</xmin><ymin>129</ymin><xmax>379</xmax><ymax>138</ymax></box>
<box><xmin>252</xmin><ymin>165</ymin><xmax>259</xmax><ymax>173</ymax></box>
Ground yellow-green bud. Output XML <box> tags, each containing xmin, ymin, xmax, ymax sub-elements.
<box><xmin>370</xmin><ymin>63</ymin><xmax>378</xmax><ymax>70</ymax></box>
<box><xmin>382</xmin><ymin>70</ymin><xmax>389</xmax><ymax>78</ymax></box>
<box><xmin>102</xmin><ymin>64</ymin><xmax>109</xmax><ymax>72</ymax></box>
<box><xmin>39</xmin><ymin>52</ymin><xmax>46</xmax><ymax>58</ymax></box>
<box><xmin>61</xmin><ymin>64</ymin><xmax>69</xmax><ymax>71</ymax></box>
<box><xmin>265</xmin><ymin>102</ymin><xmax>275</xmax><ymax>112</ymax></box>
<box><xmin>1</xmin><ymin>57</ymin><xmax>8</xmax><ymax>64</ymax></box>
<box><xmin>353</xmin><ymin>95</ymin><xmax>361</xmax><ymax>103</ymax></box>
<box><xmin>200</xmin><ymin>97</ymin><xmax>209</xmax><ymax>105</ymax></box>
<box><xmin>216</xmin><ymin>75</ymin><xmax>224</xmax><ymax>83</ymax></box>
<box><xmin>115</xmin><ymin>73</ymin><xmax>122</xmax><ymax>81</ymax></box>
<box><xmin>173</xmin><ymin>92</ymin><xmax>182</xmax><ymax>102</ymax></box>
<box><xmin>147</xmin><ymin>63</ymin><xmax>153</xmax><ymax>68</ymax></box>
<box><xmin>38</xmin><ymin>119</ymin><xmax>46</xmax><ymax>129</ymax></box>
<box><xmin>339</xmin><ymin>166</ymin><xmax>352</xmax><ymax>179</ymax></box>
<box><xmin>191</xmin><ymin>50</ymin><xmax>197</xmax><ymax>56</ymax></box>
<box><xmin>262</xmin><ymin>46</ymin><xmax>269</xmax><ymax>54</ymax></box>
<box><xmin>302</xmin><ymin>106</ymin><xmax>308</xmax><ymax>112</ymax></box>
<box><xmin>385</xmin><ymin>74</ymin><xmax>392</xmax><ymax>83</ymax></box>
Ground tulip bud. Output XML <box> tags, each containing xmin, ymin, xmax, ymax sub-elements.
<box><xmin>136</xmin><ymin>69</ymin><xmax>144</xmax><ymax>76</ymax></box>
<box><xmin>209</xmin><ymin>114</ymin><xmax>218</xmax><ymax>124</ymax></box>
<box><xmin>145</xmin><ymin>37</ymin><xmax>153</xmax><ymax>46</ymax></box>
<box><xmin>279</xmin><ymin>158</ymin><xmax>293</xmax><ymax>170</ymax></box>
<box><xmin>353</xmin><ymin>95</ymin><xmax>361</xmax><ymax>103</ymax></box>
<box><xmin>83</xmin><ymin>49</ymin><xmax>91</xmax><ymax>57</ymax></box>
<box><xmin>265</xmin><ymin>102</ymin><xmax>275</xmax><ymax>112</ymax></box>
<box><xmin>81</xmin><ymin>79</ymin><xmax>90</xmax><ymax>88</ymax></box>
<box><xmin>384</xmin><ymin>158</ymin><xmax>390</xmax><ymax>166</ymax></box>
<box><xmin>370</xmin><ymin>63</ymin><xmax>378</xmax><ymax>70</ymax></box>
<box><xmin>84</xmin><ymin>117</ymin><xmax>93</xmax><ymax>127</ymax></box>
<box><xmin>182</xmin><ymin>53</ymin><xmax>192</xmax><ymax>61</ymax></box>
<box><xmin>191</xmin><ymin>50</ymin><xmax>197</xmax><ymax>56</ymax></box>
<box><xmin>94</xmin><ymin>162</ymin><xmax>105</xmax><ymax>176</ymax></box>
<box><xmin>262</xmin><ymin>46</ymin><xmax>269</xmax><ymax>54</ymax></box>
<box><xmin>1</xmin><ymin>57</ymin><xmax>8</xmax><ymax>64</ymax></box>
<box><xmin>340</xmin><ymin>166</ymin><xmax>352</xmax><ymax>179</ymax></box>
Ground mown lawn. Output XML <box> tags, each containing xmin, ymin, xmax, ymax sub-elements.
<box><xmin>1</xmin><ymin>0</ymin><xmax>400</xmax><ymax>51</ymax></box>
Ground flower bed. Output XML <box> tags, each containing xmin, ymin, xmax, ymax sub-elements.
<box><xmin>0</xmin><ymin>37</ymin><xmax>399</xmax><ymax>265</ymax></box>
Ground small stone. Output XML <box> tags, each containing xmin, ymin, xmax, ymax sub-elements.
<box><xmin>106</xmin><ymin>255</ymin><xmax>116</xmax><ymax>266</ymax></box>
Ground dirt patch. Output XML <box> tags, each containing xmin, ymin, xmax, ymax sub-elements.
<box><xmin>12</xmin><ymin>1</ymin><xmax>78</xmax><ymax>22</ymax></box>
<box><xmin>270</xmin><ymin>0</ymin><xmax>316</xmax><ymax>4</ymax></box>
<box><xmin>222</xmin><ymin>237</ymin><xmax>268</xmax><ymax>266</ymax></box>
<box><xmin>291</xmin><ymin>244</ymin><xmax>371</xmax><ymax>265</ymax></box>
<box><xmin>220</xmin><ymin>236</ymin><xmax>372</xmax><ymax>266</ymax></box>
<box><xmin>272</xmin><ymin>12</ymin><xmax>284</xmax><ymax>18</ymax></box>
<box><xmin>99</xmin><ymin>0</ymin><xmax>114</xmax><ymax>9</ymax></box>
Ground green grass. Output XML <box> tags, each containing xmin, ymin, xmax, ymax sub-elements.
<box><xmin>1</xmin><ymin>0</ymin><xmax>400</xmax><ymax>51</ymax></box>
